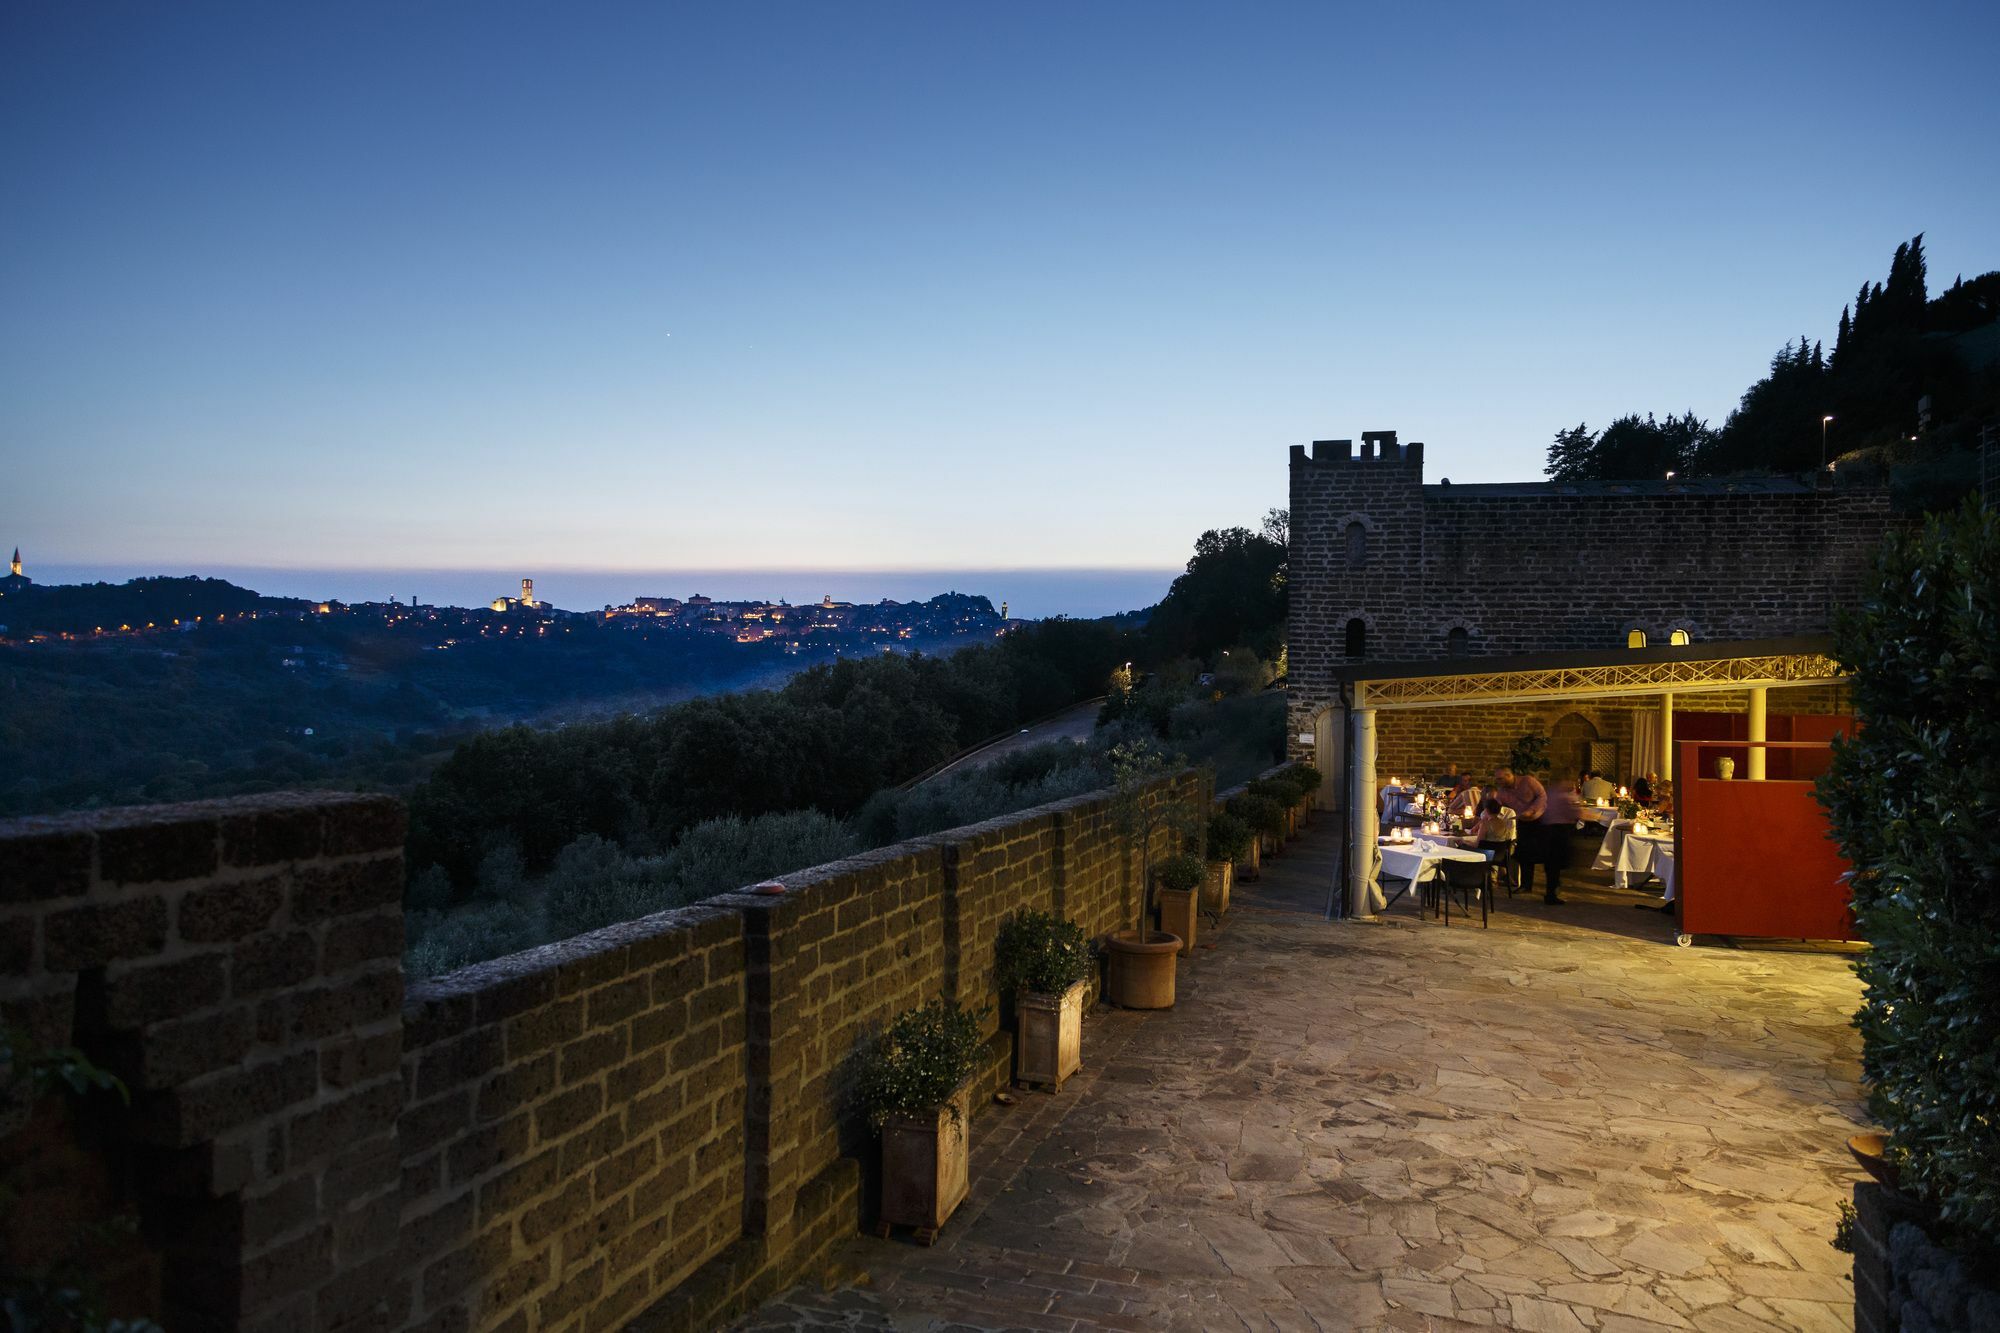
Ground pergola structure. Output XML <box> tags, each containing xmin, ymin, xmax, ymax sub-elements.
<box><xmin>1325</xmin><ymin>636</ymin><xmax>1848</xmax><ymax>919</ymax></box>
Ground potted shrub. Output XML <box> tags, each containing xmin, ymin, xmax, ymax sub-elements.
<box><xmin>1153</xmin><ymin>852</ymin><xmax>1206</xmax><ymax>957</ymax></box>
<box><xmin>1205</xmin><ymin>811</ymin><xmax>1250</xmax><ymax>914</ymax></box>
<box><xmin>1230</xmin><ymin>792</ymin><xmax>1287</xmax><ymax>859</ymax></box>
<box><xmin>857</xmin><ymin>998</ymin><xmax>987</xmax><ymax>1243</ymax></box>
<box><xmin>1102</xmin><ymin>742</ymin><xmax>1202</xmax><ymax>1009</ymax></box>
<box><xmin>996</xmin><ymin>909</ymin><xmax>1095</xmax><ymax>1092</ymax></box>
<box><xmin>1247</xmin><ymin>777</ymin><xmax>1300</xmax><ymax>839</ymax></box>
<box><xmin>1282</xmin><ymin>762</ymin><xmax>1324</xmax><ymax>817</ymax></box>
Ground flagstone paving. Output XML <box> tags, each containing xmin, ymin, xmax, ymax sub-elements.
<box><xmin>740</xmin><ymin>821</ymin><xmax>1866</xmax><ymax>1331</ymax></box>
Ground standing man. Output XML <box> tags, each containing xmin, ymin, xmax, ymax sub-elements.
<box><xmin>1493</xmin><ymin>765</ymin><xmax>1562</xmax><ymax>906</ymax></box>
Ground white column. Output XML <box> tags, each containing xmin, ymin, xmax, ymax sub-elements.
<box><xmin>1660</xmin><ymin>691</ymin><xmax>1675</xmax><ymax>782</ymax></box>
<box><xmin>1348</xmin><ymin>705</ymin><xmax>1380</xmax><ymax>919</ymax></box>
<box><xmin>1747</xmin><ymin>686</ymin><xmax>1768</xmax><ymax>780</ymax></box>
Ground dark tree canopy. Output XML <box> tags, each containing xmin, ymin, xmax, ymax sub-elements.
<box><xmin>1547</xmin><ymin>234</ymin><xmax>2000</xmax><ymax>509</ymax></box>
<box><xmin>1142</xmin><ymin>526</ymin><xmax>1286</xmax><ymax>663</ymax></box>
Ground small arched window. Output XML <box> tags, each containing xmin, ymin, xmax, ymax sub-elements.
<box><xmin>1345</xmin><ymin>618</ymin><xmax>1368</xmax><ymax>658</ymax></box>
<box><xmin>1626</xmin><ymin>629</ymin><xmax>1649</xmax><ymax>649</ymax></box>
<box><xmin>1344</xmin><ymin>521</ymin><xmax>1368</xmax><ymax>570</ymax></box>
<box><xmin>1668</xmin><ymin>628</ymin><xmax>1691</xmax><ymax>646</ymax></box>
<box><xmin>1445</xmin><ymin>627</ymin><xmax>1470</xmax><ymax>656</ymax></box>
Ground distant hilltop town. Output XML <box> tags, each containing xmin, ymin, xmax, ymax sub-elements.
<box><xmin>0</xmin><ymin>556</ymin><xmax>1019</xmax><ymax>654</ymax></box>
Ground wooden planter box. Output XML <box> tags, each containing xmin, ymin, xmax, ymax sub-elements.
<box><xmin>1236</xmin><ymin>838</ymin><xmax>1260</xmax><ymax>882</ymax></box>
<box><xmin>1156</xmin><ymin>886</ymin><xmax>1198</xmax><ymax>955</ymax></box>
<box><xmin>878</xmin><ymin>1079</ymin><xmax>973</xmax><ymax>1243</ymax></box>
<box><xmin>1015</xmin><ymin>979</ymin><xmax>1088</xmax><ymax>1092</ymax></box>
<box><xmin>1202</xmin><ymin>859</ymin><xmax>1232</xmax><ymax>917</ymax></box>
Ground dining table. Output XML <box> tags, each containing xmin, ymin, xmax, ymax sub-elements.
<box><xmin>1375</xmin><ymin>836</ymin><xmax>1492</xmax><ymax>893</ymax></box>
<box><xmin>1612</xmin><ymin>829</ymin><xmax>1679</xmax><ymax>900</ymax></box>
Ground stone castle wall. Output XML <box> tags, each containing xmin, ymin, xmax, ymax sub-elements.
<box><xmin>1285</xmin><ymin>432</ymin><xmax>1890</xmax><ymax>757</ymax></box>
<box><xmin>0</xmin><ymin>772</ymin><xmax>1209</xmax><ymax>1333</ymax></box>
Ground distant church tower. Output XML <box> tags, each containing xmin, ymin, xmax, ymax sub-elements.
<box><xmin>1000</xmin><ymin>600</ymin><xmax>1008</xmax><ymax>619</ymax></box>
<box><xmin>9</xmin><ymin>548</ymin><xmax>19</xmax><ymax>578</ymax></box>
<box><xmin>521</xmin><ymin>578</ymin><xmax>535</xmax><ymax>607</ymax></box>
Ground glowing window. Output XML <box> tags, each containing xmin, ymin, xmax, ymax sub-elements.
<box><xmin>1669</xmin><ymin>629</ymin><xmax>1691</xmax><ymax>645</ymax></box>
<box><xmin>1627</xmin><ymin>630</ymin><xmax>1649</xmax><ymax>649</ymax></box>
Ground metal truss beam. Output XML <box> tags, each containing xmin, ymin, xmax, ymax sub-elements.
<box><xmin>1354</xmin><ymin>653</ymin><xmax>1844</xmax><ymax>711</ymax></box>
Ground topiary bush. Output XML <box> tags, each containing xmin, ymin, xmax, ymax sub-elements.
<box><xmin>1227</xmin><ymin>793</ymin><xmax>1286</xmax><ymax>839</ymax></box>
<box><xmin>1205</xmin><ymin>811</ymin><xmax>1252</xmax><ymax>864</ymax></box>
<box><xmin>995</xmin><ymin>909</ymin><xmax>1095</xmax><ymax>996</ymax></box>
<box><xmin>1153</xmin><ymin>853</ymin><xmax>1206</xmax><ymax>894</ymax></box>
<box><xmin>1280</xmin><ymin>762</ymin><xmax>1323</xmax><ymax>801</ymax></box>
<box><xmin>854</xmin><ymin>998</ymin><xmax>988</xmax><ymax>1129</ymax></box>
<box><xmin>1818</xmin><ymin>498</ymin><xmax>2000</xmax><ymax>1247</ymax></box>
<box><xmin>1246</xmin><ymin>776</ymin><xmax>1297</xmax><ymax>807</ymax></box>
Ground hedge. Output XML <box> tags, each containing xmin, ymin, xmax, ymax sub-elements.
<box><xmin>1819</xmin><ymin>499</ymin><xmax>2000</xmax><ymax>1246</ymax></box>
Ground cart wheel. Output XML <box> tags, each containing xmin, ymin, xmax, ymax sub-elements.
<box><xmin>1676</xmin><ymin>933</ymin><xmax>1693</xmax><ymax>948</ymax></box>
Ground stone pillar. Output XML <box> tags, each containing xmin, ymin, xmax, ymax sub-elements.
<box><xmin>1347</xmin><ymin>707</ymin><xmax>1380</xmax><ymax>919</ymax></box>
<box><xmin>1747</xmin><ymin>686</ymin><xmax>1768</xmax><ymax>780</ymax></box>
<box><xmin>1316</xmin><ymin>703</ymin><xmax>1347</xmax><ymax>814</ymax></box>
<box><xmin>1660</xmin><ymin>691</ymin><xmax>1675</xmax><ymax>782</ymax></box>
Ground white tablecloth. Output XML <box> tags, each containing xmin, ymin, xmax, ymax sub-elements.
<box><xmin>1614</xmin><ymin>832</ymin><xmax>1678</xmax><ymax>900</ymax></box>
<box><xmin>1377</xmin><ymin>838</ymin><xmax>1492</xmax><ymax>887</ymax></box>
<box><xmin>1379</xmin><ymin>786</ymin><xmax>1415</xmax><ymax>825</ymax></box>
<box><xmin>1592</xmin><ymin>819</ymin><xmax>1638</xmax><ymax>870</ymax></box>
<box><xmin>1580</xmin><ymin>804</ymin><xmax>1620</xmax><ymax>827</ymax></box>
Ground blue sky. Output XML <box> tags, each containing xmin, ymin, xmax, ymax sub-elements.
<box><xmin>3</xmin><ymin>0</ymin><xmax>1996</xmax><ymax>582</ymax></box>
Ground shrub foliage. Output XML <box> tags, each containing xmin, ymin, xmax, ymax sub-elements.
<box><xmin>853</xmin><ymin>999</ymin><xmax>988</xmax><ymax>1129</ymax></box>
<box><xmin>1819</xmin><ymin>499</ymin><xmax>2000</xmax><ymax>1245</ymax></box>
<box><xmin>994</xmin><ymin>910</ymin><xmax>1095</xmax><ymax>996</ymax></box>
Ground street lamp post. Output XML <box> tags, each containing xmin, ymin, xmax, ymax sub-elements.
<box><xmin>1821</xmin><ymin>415</ymin><xmax>1835</xmax><ymax>474</ymax></box>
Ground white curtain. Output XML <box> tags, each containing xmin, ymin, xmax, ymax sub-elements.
<box><xmin>1631</xmin><ymin>710</ymin><xmax>1661</xmax><ymax>781</ymax></box>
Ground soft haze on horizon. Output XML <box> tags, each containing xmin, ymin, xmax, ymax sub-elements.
<box><xmin>4</xmin><ymin>1</ymin><xmax>1997</xmax><ymax>573</ymax></box>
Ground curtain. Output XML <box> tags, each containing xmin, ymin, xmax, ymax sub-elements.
<box><xmin>1631</xmin><ymin>710</ymin><xmax>1661</xmax><ymax>782</ymax></box>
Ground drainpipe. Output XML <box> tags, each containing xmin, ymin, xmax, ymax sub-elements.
<box><xmin>1347</xmin><ymin>686</ymin><xmax>1379</xmax><ymax>920</ymax></box>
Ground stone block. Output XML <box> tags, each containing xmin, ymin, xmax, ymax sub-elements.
<box><xmin>43</xmin><ymin>896</ymin><xmax>169</xmax><ymax>969</ymax></box>
<box><xmin>220</xmin><ymin>804</ymin><xmax>325</xmax><ymax>868</ymax></box>
<box><xmin>101</xmin><ymin>952</ymin><xmax>228</xmax><ymax>1027</ymax></box>
<box><xmin>178</xmin><ymin>877</ymin><xmax>284</xmax><ymax>943</ymax></box>
<box><xmin>98</xmin><ymin>815</ymin><xmax>219</xmax><ymax>885</ymax></box>
<box><xmin>291</xmin><ymin>858</ymin><xmax>402</xmax><ymax>925</ymax></box>
<box><xmin>0</xmin><ymin>825</ymin><xmax>92</xmax><ymax>901</ymax></box>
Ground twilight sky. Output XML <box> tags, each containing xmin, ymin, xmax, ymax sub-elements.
<box><xmin>3</xmin><ymin>1</ymin><xmax>1997</xmax><ymax>583</ymax></box>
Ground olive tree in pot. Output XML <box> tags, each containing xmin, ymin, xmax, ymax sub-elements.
<box><xmin>996</xmin><ymin>909</ymin><xmax>1095</xmax><ymax>1092</ymax></box>
<box><xmin>1204</xmin><ymin>811</ymin><xmax>1251</xmax><ymax>916</ymax></box>
<box><xmin>1281</xmin><ymin>762</ymin><xmax>1324</xmax><ymax>817</ymax></box>
<box><xmin>1103</xmin><ymin>742</ymin><xmax>1203</xmax><ymax>1009</ymax></box>
<box><xmin>1229</xmin><ymin>792</ymin><xmax>1287</xmax><ymax>860</ymax></box>
<box><xmin>1247</xmin><ymin>777</ymin><xmax>1300</xmax><ymax>840</ymax></box>
<box><xmin>857</xmin><ymin>998</ymin><xmax>988</xmax><ymax>1243</ymax></box>
<box><xmin>1153</xmin><ymin>852</ymin><xmax>1207</xmax><ymax>957</ymax></box>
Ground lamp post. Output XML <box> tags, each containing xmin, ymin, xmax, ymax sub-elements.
<box><xmin>1821</xmin><ymin>415</ymin><xmax>1835</xmax><ymax>474</ymax></box>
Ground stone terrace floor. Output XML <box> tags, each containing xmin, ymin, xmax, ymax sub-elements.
<box><xmin>740</xmin><ymin>819</ymin><xmax>1867</xmax><ymax>1332</ymax></box>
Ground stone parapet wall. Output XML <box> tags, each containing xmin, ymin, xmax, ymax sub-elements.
<box><xmin>1852</xmin><ymin>1181</ymin><xmax>2000</xmax><ymax>1333</ymax></box>
<box><xmin>0</xmin><ymin>793</ymin><xmax>408</xmax><ymax>1332</ymax></box>
<box><xmin>0</xmin><ymin>770</ymin><xmax>1210</xmax><ymax>1332</ymax></box>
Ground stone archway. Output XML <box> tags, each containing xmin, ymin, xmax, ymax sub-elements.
<box><xmin>1548</xmin><ymin>711</ymin><xmax>1601</xmax><ymax>778</ymax></box>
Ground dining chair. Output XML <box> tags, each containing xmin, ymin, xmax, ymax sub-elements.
<box><xmin>1438</xmin><ymin>858</ymin><xmax>1490</xmax><ymax>929</ymax></box>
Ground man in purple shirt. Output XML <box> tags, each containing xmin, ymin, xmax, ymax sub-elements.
<box><xmin>1493</xmin><ymin>766</ymin><xmax>1568</xmax><ymax>906</ymax></box>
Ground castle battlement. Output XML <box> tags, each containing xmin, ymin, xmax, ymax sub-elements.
<box><xmin>1289</xmin><ymin>431</ymin><xmax>1425</xmax><ymax>467</ymax></box>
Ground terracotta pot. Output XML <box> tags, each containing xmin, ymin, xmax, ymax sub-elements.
<box><xmin>1156</xmin><ymin>887</ymin><xmax>1198</xmax><ymax>956</ymax></box>
<box><xmin>1202</xmin><ymin>859</ymin><xmax>1232</xmax><ymax>917</ymax></box>
<box><xmin>1104</xmin><ymin>929</ymin><xmax>1179</xmax><ymax>1008</ymax></box>
<box><xmin>1848</xmin><ymin>1132</ymin><xmax>1900</xmax><ymax>1190</ymax></box>
<box><xmin>1015</xmin><ymin>979</ymin><xmax>1087</xmax><ymax>1091</ymax></box>
<box><xmin>1260</xmin><ymin>830</ymin><xmax>1280</xmax><ymax>857</ymax></box>
<box><xmin>1236</xmin><ymin>838</ymin><xmax>1260</xmax><ymax>882</ymax></box>
<box><xmin>880</xmin><ymin>1080</ymin><xmax>973</xmax><ymax>1238</ymax></box>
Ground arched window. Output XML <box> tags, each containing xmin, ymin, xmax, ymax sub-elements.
<box><xmin>1344</xmin><ymin>521</ymin><xmax>1368</xmax><ymax>570</ymax></box>
<box><xmin>1668</xmin><ymin>628</ymin><xmax>1691</xmax><ymax>645</ymax></box>
<box><xmin>1344</xmin><ymin>618</ymin><xmax>1368</xmax><ymax>658</ymax></box>
<box><xmin>1445</xmin><ymin>627</ymin><xmax>1470</xmax><ymax>656</ymax></box>
<box><xmin>1626</xmin><ymin>629</ymin><xmax>1648</xmax><ymax>649</ymax></box>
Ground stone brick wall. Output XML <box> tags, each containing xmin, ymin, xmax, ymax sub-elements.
<box><xmin>0</xmin><ymin>793</ymin><xmax>408</xmax><ymax>1333</ymax></box>
<box><xmin>1851</xmin><ymin>1181</ymin><xmax>2000</xmax><ymax>1333</ymax></box>
<box><xmin>1370</xmin><ymin>684</ymin><xmax>1851</xmax><ymax>783</ymax></box>
<box><xmin>1285</xmin><ymin>432</ymin><xmax>1890</xmax><ymax>756</ymax></box>
<box><xmin>0</xmin><ymin>770</ymin><xmax>1209</xmax><ymax>1333</ymax></box>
